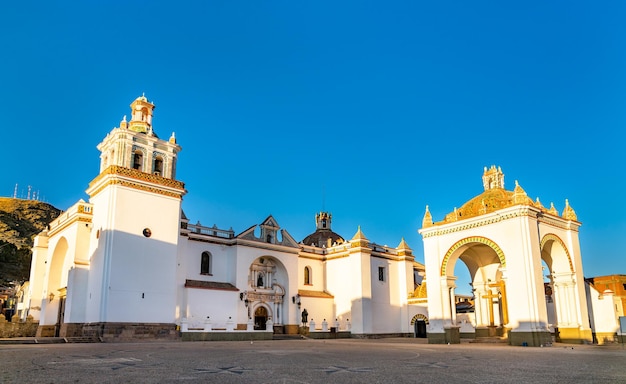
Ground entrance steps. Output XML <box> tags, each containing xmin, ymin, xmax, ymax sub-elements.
<box><xmin>0</xmin><ymin>336</ymin><xmax>100</xmax><ymax>344</ymax></box>
<box><xmin>272</xmin><ymin>334</ymin><xmax>305</xmax><ymax>340</ymax></box>
<box><xmin>469</xmin><ymin>336</ymin><xmax>508</xmax><ymax>344</ymax></box>
<box><xmin>63</xmin><ymin>336</ymin><xmax>102</xmax><ymax>343</ymax></box>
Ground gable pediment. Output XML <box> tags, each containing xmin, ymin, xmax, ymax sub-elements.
<box><xmin>236</xmin><ymin>216</ymin><xmax>299</xmax><ymax>248</ymax></box>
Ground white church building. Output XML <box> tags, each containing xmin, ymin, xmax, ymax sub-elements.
<box><xmin>24</xmin><ymin>96</ymin><xmax>621</xmax><ymax>345</ymax></box>
<box><xmin>25</xmin><ymin>95</ymin><xmax>427</xmax><ymax>341</ymax></box>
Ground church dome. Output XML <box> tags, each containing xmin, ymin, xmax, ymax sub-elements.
<box><xmin>445</xmin><ymin>187</ymin><xmax>516</xmax><ymax>221</ymax></box>
<box><xmin>301</xmin><ymin>212</ymin><xmax>345</xmax><ymax>247</ymax></box>
<box><xmin>302</xmin><ymin>228</ymin><xmax>345</xmax><ymax>248</ymax></box>
<box><xmin>437</xmin><ymin>166</ymin><xmax>535</xmax><ymax>224</ymax></box>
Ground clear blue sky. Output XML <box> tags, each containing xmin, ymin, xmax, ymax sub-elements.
<box><xmin>1</xmin><ymin>2</ymin><xmax>625</xmax><ymax>292</ymax></box>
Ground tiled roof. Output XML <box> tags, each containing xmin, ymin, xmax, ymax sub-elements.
<box><xmin>184</xmin><ymin>280</ymin><xmax>239</xmax><ymax>291</ymax></box>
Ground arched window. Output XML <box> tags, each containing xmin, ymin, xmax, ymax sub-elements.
<box><xmin>304</xmin><ymin>266</ymin><xmax>312</xmax><ymax>285</ymax></box>
<box><xmin>153</xmin><ymin>156</ymin><xmax>163</xmax><ymax>176</ymax></box>
<box><xmin>201</xmin><ymin>251</ymin><xmax>211</xmax><ymax>275</ymax></box>
<box><xmin>132</xmin><ymin>150</ymin><xmax>143</xmax><ymax>171</ymax></box>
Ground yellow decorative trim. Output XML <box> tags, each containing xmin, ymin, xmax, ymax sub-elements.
<box><xmin>48</xmin><ymin>215</ymin><xmax>92</xmax><ymax>237</ymax></box>
<box><xmin>410</xmin><ymin>313</ymin><xmax>429</xmax><ymax>325</ymax></box>
<box><xmin>540</xmin><ymin>233</ymin><xmax>574</xmax><ymax>273</ymax></box>
<box><xmin>77</xmin><ymin>204</ymin><xmax>93</xmax><ymax>215</ymax></box>
<box><xmin>89</xmin><ymin>165</ymin><xmax>185</xmax><ymax>191</ymax></box>
<box><xmin>102</xmin><ymin>179</ymin><xmax>183</xmax><ymax>198</ymax></box>
<box><xmin>350</xmin><ymin>226</ymin><xmax>369</xmax><ymax>248</ymax></box>
<box><xmin>421</xmin><ymin>207</ymin><xmax>578</xmax><ymax>238</ymax></box>
<box><xmin>441</xmin><ymin>236</ymin><xmax>505</xmax><ymax>276</ymax></box>
<box><xmin>412</xmin><ymin>283</ymin><xmax>427</xmax><ymax>299</ymax></box>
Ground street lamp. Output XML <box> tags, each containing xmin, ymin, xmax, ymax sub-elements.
<box><xmin>240</xmin><ymin>291</ymin><xmax>248</xmax><ymax>307</ymax></box>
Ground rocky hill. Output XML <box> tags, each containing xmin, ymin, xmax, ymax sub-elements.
<box><xmin>0</xmin><ymin>197</ymin><xmax>61</xmax><ymax>285</ymax></box>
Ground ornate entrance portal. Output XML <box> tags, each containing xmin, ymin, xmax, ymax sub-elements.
<box><xmin>419</xmin><ymin>166</ymin><xmax>592</xmax><ymax>346</ymax></box>
<box><xmin>247</xmin><ymin>257</ymin><xmax>287</xmax><ymax>332</ymax></box>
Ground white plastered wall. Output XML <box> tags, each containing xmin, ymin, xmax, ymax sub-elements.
<box><xmin>87</xmin><ymin>184</ymin><xmax>181</xmax><ymax>323</ymax></box>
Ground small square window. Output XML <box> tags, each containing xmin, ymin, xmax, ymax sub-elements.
<box><xmin>378</xmin><ymin>267</ymin><xmax>385</xmax><ymax>282</ymax></box>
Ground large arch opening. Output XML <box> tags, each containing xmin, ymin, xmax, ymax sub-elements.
<box><xmin>46</xmin><ymin>237</ymin><xmax>70</xmax><ymax>336</ymax></box>
<box><xmin>541</xmin><ymin>234</ymin><xmax>576</xmax><ymax>335</ymax></box>
<box><xmin>442</xmin><ymin>237</ymin><xmax>508</xmax><ymax>338</ymax></box>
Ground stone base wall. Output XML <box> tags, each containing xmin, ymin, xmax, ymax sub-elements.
<box><xmin>593</xmin><ymin>332</ymin><xmax>618</xmax><ymax>345</ymax></box>
<box><xmin>508</xmin><ymin>330</ymin><xmax>552</xmax><ymax>347</ymax></box>
<box><xmin>284</xmin><ymin>325</ymin><xmax>299</xmax><ymax>335</ymax></box>
<box><xmin>0</xmin><ymin>316</ymin><xmax>38</xmax><ymax>338</ymax></box>
<box><xmin>36</xmin><ymin>325</ymin><xmax>56</xmax><ymax>337</ymax></box>
<box><xmin>427</xmin><ymin>332</ymin><xmax>446</xmax><ymax>344</ymax></box>
<box><xmin>428</xmin><ymin>327</ymin><xmax>460</xmax><ymax>344</ymax></box>
<box><xmin>349</xmin><ymin>333</ymin><xmax>412</xmax><ymax>339</ymax></box>
<box><xmin>182</xmin><ymin>331</ymin><xmax>273</xmax><ymax>342</ymax></box>
<box><xmin>307</xmin><ymin>331</ymin><xmax>353</xmax><ymax>339</ymax></box>
<box><xmin>555</xmin><ymin>327</ymin><xmax>593</xmax><ymax>344</ymax></box>
<box><xmin>460</xmin><ymin>332</ymin><xmax>475</xmax><ymax>339</ymax></box>
<box><xmin>52</xmin><ymin>322</ymin><xmax>179</xmax><ymax>341</ymax></box>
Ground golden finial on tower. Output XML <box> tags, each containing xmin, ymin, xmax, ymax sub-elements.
<box><xmin>422</xmin><ymin>205</ymin><xmax>433</xmax><ymax>228</ymax></box>
<box><xmin>350</xmin><ymin>226</ymin><xmax>369</xmax><ymax>248</ymax></box>
<box><xmin>562</xmin><ymin>199</ymin><xmax>578</xmax><ymax>221</ymax></box>
<box><xmin>396</xmin><ymin>237</ymin><xmax>412</xmax><ymax>257</ymax></box>
<box><xmin>512</xmin><ymin>180</ymin><xmax>528</xmax><ymax>205</ymax></box>
<box><xmin>351</xmin><ymin>225</ymin><xmax>368</xmax><ymax>241</ymax></box>
<box><xmin>548</xmin><ymin>202</ymin><xmax>558</xmax><ymax>215</ymax></box>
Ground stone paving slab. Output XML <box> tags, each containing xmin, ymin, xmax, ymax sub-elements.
<box><xmin>0</xmin><ymin>338</ymin><xmax>624</xmax><ymax>383</ymax></box>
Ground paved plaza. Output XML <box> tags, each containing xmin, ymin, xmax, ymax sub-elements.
<box><xmin>1</xmin><ymin>338</ymin><xmax>625</xmax><ymax>383</ymax></box>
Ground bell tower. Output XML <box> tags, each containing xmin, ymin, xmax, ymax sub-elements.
<box><xmin>84</xmin><ymin>95</ymin><xmax>186</xmax><ymax>330</ymax></box>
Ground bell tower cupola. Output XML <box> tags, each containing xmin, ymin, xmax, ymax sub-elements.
<box><xmin>482</xmin><ymin>165</ymin><xmax>505</xmax><ymax>191</ymax></box>
<box><xmin>128</xmin><ymin>93</ymin><xmax>155</xmax><ymax>134</ymax></box>
<box><xmin>316</xmin><ymin>212</ymin><xmax>332</xmax><ymax>230</ymax></box>
<box><xmin>96</xmin><ymin>95</ymin><xmax>181</xmax><ymax>180</ymax></box>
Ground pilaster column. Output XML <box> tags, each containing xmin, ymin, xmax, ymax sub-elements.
<box><xmin>441</xmin><ymin>276</ymin><xmax>457</xmax><ymax>327</ymax></box>
<box><xmin>474</xmin><ymin>288</ymin><xmax>489</xmax><ymax>327</ymax></box>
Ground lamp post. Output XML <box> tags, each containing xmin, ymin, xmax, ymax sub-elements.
<box><xmin>292</xmin><ymin>294</ymin><xmax>301</xmax><ymax>308</ymax></box>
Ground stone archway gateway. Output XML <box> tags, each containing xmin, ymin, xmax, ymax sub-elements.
<box><xmin>419</xmin><ymin>166</ymin><xmax>592</xmax><ymax>346</ymax></box>
<box><xmin>440</xmin><ymin>236</ymin><xmax>510</xmax><ymax>338</ymax></box>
